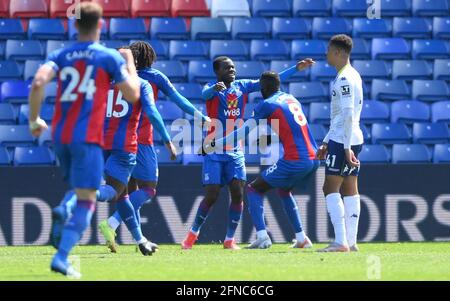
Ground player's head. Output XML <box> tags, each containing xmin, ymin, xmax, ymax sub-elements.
<box><xmin>327</xmin><ymin>34</ymin><xmax>353</xmax><ymax>67</ymax></box>
<box><xmin>75</xmin><ymin>2</ymin><xmax>103</xmax><ymax>41</ymax></box>
<box><xmin>129</xmin><ymin>41</ymin><xmax>157</xmax><ymax>70</ymax></box>
<box><xmin>213</xmin><ymin>56</ymin><xmax>235</xmax><ymax>83</ymax></box>
<box><xmin>260</xmin><ymin>71</ymin><xmax>281</xmax><ymax>99</ymax></box>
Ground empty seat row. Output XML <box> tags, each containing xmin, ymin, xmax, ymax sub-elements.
<box><xmin>359</xmin><ymin>144</ymin><xmax>450</xmax><ymax>164</ymax></box>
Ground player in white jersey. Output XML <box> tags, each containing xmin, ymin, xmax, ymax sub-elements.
<box><xmin>316</xmin><ymin>34</ymin><xmax>364</xmax><ymax>252</ymax></box>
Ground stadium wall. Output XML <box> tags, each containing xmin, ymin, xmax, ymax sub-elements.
<box><xmin>0</xmin><ymin>165</ymin><xmax>449</xmax><ymax>246</ymax></box>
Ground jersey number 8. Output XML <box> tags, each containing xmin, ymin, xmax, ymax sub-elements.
<box><xmin>287</xmin><ymin>100</ymin><xmax>307</xmax><ymax>127</ymax></box>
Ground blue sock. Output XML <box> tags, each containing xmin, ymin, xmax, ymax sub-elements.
<box><xmin>56</xmin><ymin>200</ymin><xmax>95</xmax><ymax>261</ymax></box>
<box><xmin>278</xmin><ymin>189</ymin><xmax>303</xmax><ymax>233</ymax></box>
<box><xmin>191</xmin><ymin>199</ymin><xmax>212</xmax><ymax>233</ymax></box>
<box><xmin>59</xmin><ymin>190</ymin><xmax>77</xmax><ymax>217</ymax></box>
<box><xmin>116</xmin><ymin>195</ymin><xmax>144</xmax><ymax>242</ymax></box>
<box><xmin>246</xmin><ymin>185</ymin><xmax>266</xmax><ymax>231</ymax></box>
<box><xmin>96</xmin><ymin>184</ymin><xmax>117</xmax><ymax>202</ymax></box>
<box><xmin>225</xmin><ymin>201</ymin><xmax>243</xmax><ymax>240</ymax></box>
<box><xmin>111</xmin><ymin>187</ymin><xmax>156</xmax><ymax>225</ymax></box>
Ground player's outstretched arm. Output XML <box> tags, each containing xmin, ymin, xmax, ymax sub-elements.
<box><xmin>279</xmin><ymin>58</ymin><xmax>315</xmax><ymax>82</ymax></box>
<box><xmin>167</xmin><ymin>90</ymin><xmax>210</xmax><ymax>123</ymax></box>
<box><xmin>116</xmin><ymin>48</ymin><xmax>140</xmax><ymax>103</ymax></box>
<box><xmin>202</xmin><ymin>82</ymin><xmax>226</xmax><ymax>100</ymax></box>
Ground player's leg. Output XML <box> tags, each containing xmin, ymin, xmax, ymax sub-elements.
<box><xmin>340</xmin><ymin>176</ymin><xmax>360</xmax><ymax>251</ymax></box>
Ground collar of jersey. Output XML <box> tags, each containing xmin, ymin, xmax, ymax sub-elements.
<box><xmin>337</xmin><ymin>63</ymin><xmax>351</xmax><ymax>77</ymax></box>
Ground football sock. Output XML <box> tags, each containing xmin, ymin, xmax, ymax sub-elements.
<box><xmin>344</xmin><ymin>195</ymin><xmax>361</xmax><ymax>247</ymax></box>
<box><xmin>191</xmin><ymin>199</ymin><xmax>212</xmax><ymax>234</ymax></box>
<box><xmin>277</xmin><ymin>189</ymin><xmax>306</xmax><ymax>243</ymax></box>
<box><xmin>246</xmin><ymin>185</ymin><xmax>266</xmax><ymax>232</ymax></box>
<box><xmin>326</xmin><ymin>193</ymin><xmax>348</xmax><ymax>246</ymax></box>
<box><xmin>225</xmin><ymin>201</ymin><xmax>243</xmax><ymax>241</ymax></box>
<box><xmin>59</xmin><ymin>190</ymin><xmax>77</xmax><ymax>217</ymax></box>
<box><xmin>116</xmin><ymin>195</ymin><xmax>144</xmax><ymax>243</ymax></box>
<box><xmin>96</xmin><ymin>184</ymin><xmax>117</xmax><ymax>203</ymax></box>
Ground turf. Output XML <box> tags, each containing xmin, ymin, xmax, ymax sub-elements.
<box><xmin>0</xmin><ymin>242</ymin><xmax>449</xmax><ymax>280</ymax></box>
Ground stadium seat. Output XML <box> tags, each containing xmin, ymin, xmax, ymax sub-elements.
<box><xmin>211</xmin><ymin>0</ymin><xmax>250</xmax><ymax>18</ymax></box>
<box><xmin>209</xmin><ymin>40</ymin><xmax>248</xmax><ymax>60</ymax></box>
<box><xmin>23</xmin><ymin>60</ymin><xmax>44</xmax><ymax>81</ymax></box>
<box><xmin>333</xmin><ymin>0</ymin><xmax>368</xmax><ymax>16</ymax></box>
<box><xmin>109</xmin><ymin>18</ymin><xmax>147</xmax><ymax>40</ymax></box>
<box><xmin>251</xmin><ymin>0</ymin><xmax>291</xmax><ymax>17</ymax></box>
<box><xmin>243</xmin><ymin>103</ymin><xmax>258</xmax><ymax>120</ymax></box>
<box><xmin>351</xmin><ymin>38</ymin><xmax>371</xmax><ymax>60</ymax></box>
<box><xmin>291</xmin><ymin>40</ymin><xmax>327</xmax><ymax>60</ymax></box>
<box><xmin>361</xmin><ymin>124</ymin><xmax>371</xmax><ymax>142</ymax></box>
<box><xmin>431</xmin><ymin>101</ymin><xmax>450</xmax><ymax>123</ymax></box>
<box><xmin>171</xmin><ymin>0</ymin><xmax>210</xmax><ymax>17</ymax></box>
<box><xmin>371</xmin><ymin>38</ymin><xmax>410</xmax><ymax>60</ymax></box>
<box><xmin>249</xmin><ymin>91</ymin><xmax>264</xmax><ymax>103</ymax></box>
<box><xmin>0</xmin><ymin>19</ymin><xmax>26</xmax><ymax>40</ymax></box>
<box><xmin>412</xmin><ymin>40</ymin><xmax>450</xmax><ymax>60</ymax></box>
<box><xmin>188</xmin><ymin>60</ymin><xmax>215</xmax><ymax>83</ymax></box>
<box><xmin>358</xmin><ymin>144</ymin><xmax>391</xmax><ymax>163</ymax></box>
<box><xmin>433</xmin><ymin>143</ymin><xmax>450</xmax><ymax>163</ymax></box>
<box><xmin>18</xmin><ymin>104</ymin><xmax>54</xmax><ymax>125</ymax></box>
<box><xmin>44</xmin><ymin>81</ymin><xmax>58</xmax><ymax>103</ymax></box>
<box><xmin>413</xmin><ymin>122</ymin><xmax>450</xmax><ymax>144</ymax></box>
<box><xmin>46</xmin><ymin>40</ymin><xmax>76</xmax><ymax>56</ymax></box>
<box><xmin>156</xmin><ymin>102</ymin><xmax>184</xmax><ymax>121</ymax></box>
<box><xmin>309</xmin><ymin>102</ymin><xmax>330</xmax><ymax>124</ymax></box>
<box><xmin>172</xmin><ymin>83</ymin><xmax>203</xmax><ymax>103</ymax></box>
<box><xmin>371</xmin><ymin>79</ymin><xmax>410</xmax><ymax>101</ymax></box>
<box><xmin>308</xmin><ymin>123</ymin><xmax>327</xmax><ymax>144</ymax></box>
<box><xmin>130</xmin><ymin>39</ymin><xmax>169</xmax><ymax>60</ymax></box>
<box><xmin>0</xmin><ymin>103</ymin><xmax>15</xmax><ymax>124</ymax></box>
<box><xmin>150</xmin><ymin>18</ymin><xmax>189</xmax><ymax>40</ymax></box>
<box><xmin>272</xmin><ymin>17</ymin><xmax>310</xmax><ymax>40</ymax></box>
<box><xmin>360</xmin><ymin>100</ymin><xmax>390</xmax><ymax>124</ymax></box>
<box><xmin>412</xmin><ymin>0</ymin><xmax>449</xmax><ymax>16</ymax></box>
<box><xmin>10</xmin><ymin>0</ymin><xmax>48</xmax><ymax>18</ymax></box>
<box><xmin>38</xmin><ymin>126</ymin><xmax>52</xmax><ymax>146</ymax></box>
<box><xmin>0</xmin><ymin>80</ymin><xmax>31</xmax><ymax>103</ymax></box>
<box><xmin>191</xmin><ymin>17</ymin><xmax>230</xmax><ymax>40</ymax></box>
<box><xmin>152</xmin><ymin>60</ymin><xmax>186</xmax><ymax>83</ymax></box>
<box><xmin>14</xmin><ymin>146</ymin><xmax>54</xmax><ymax>166</ymax></box>
<box><xmin>185</xmin><ymin>103</ymin><xmax>207</xmax><ymax>121</ymax></box>
<box><xmin>28</xmin><ymin>19</ymin><xmax>66</xmax><ymax>40</ymax></box>
<box><xmin>234</xmin><ymin>61</ymin><xmax>265</xmax><ymax>79</ymax></box>
<box><xmin>169</xmin><ymin>40</ymin><xmax>208</xmax><ymax>61</ymax></box>
<box><xmin>433</xmin><ymin>17</ymin><xmax>450</xmax><ymax>39</ymax></box>
<box><xmin>0</xmin><ymin>125</ymin><xmax>35</xmax><ymax>147</ymax></box>
<box><xmin>49</xmin><ymin>0</ymin><xmax>77</xmax><ymax>18</ymax></box>
<box><xmin>433</xmin><ymin>59</ymin><xmax>450</xmax><ymax>80</ymax></box>
<box><xmin>391</xmin><ymin>100</ymin><xmax>430</xmax><ymax>123</ymax></box>
<box><xmin>310</xmin><ymin>61</ymin><xmax>336</xmax><ymax>82</ymax></box>
<box><xmin>68</xmin><ymin>18</ymin><xmax>108</xmax><ymax>40</ymax></box>
<box><xmin>0</xmin><ymin>0</ymin><xmax>8</xmax><ymax>18</ymax></box>
<box><xmin>232</xmin><ymin>18</ymin><xmax>271</xmax><ymax>40</ymax></box>
<box><xmin>379</xmin><ymin>0</ymin><xmax>411</xmax><ymax>17</ymax></box>
<box><xmin>312</xmin><ymin>17</ymin><xmax>352</xmax><ymax>39</ymax></box>
<box><xmin>270</xmin><ymin>61</ymin><xmax>309</xmax><ymax>82</ymax></box>
<box><xmin>0</xmin><ymin>60</ymin><xmax>22</xmax><ymax>81</ymax></box>
<box><xmin>5</xmin><ymin>40</ymin><xmax>44</xmax><ymax>61</ymax></box>
<box><xmin>293</xmin><ymin>0</ymin><xmax>331</xmax><ymax>17</ymax></box>
<box><xmin>131</xmin><ymin>0</ymin><xmax>171</xmax><ymax>17</ymax></box>
<box><xmin>289</xmin><ymin>82</ymin><xmax>328</xmax><ymax>103</ymax></box>
<box><xmin>392</xmin><ymin>60</ymin><xmax>432</xmax><ymax>81</ymax></box>
<box><xmin>91</xmin><ymin>0</ymin><xmax>130</xmax><ymax>17</ymax></box>
<box><xmin>250</xmin><ymin>40</ymin><xmax>289</xmax><ymax>61</ymax></box>
<box><xmin>352</xmin><ymin>18</ymin><xmax>392</xmax><ymax>38</ymax></box>
<box><xmin>392</xmin><ymin>144</ymin><xmax>431</xmax><ymax>163</ymax></box>
<box><xmin>371</xmin><ymin>123</ymin><xmax>412</xmax><ymax>144</ymax></box>
<box><xmin>353</xmin><ymin>60</ymin><xmax>390</xmax><ymax>81</ymax></box>
<box><xmin>412</xmin><ymin>80</ymin><xmax>450</xmax><ymax>102</ymax></box>
<box><xmin>0</xmin><ymin>42</ymin><xmax>5</xmax><ymax>60</ymax></box>
<box><xmin>0</xmin><ymin>146</ymin><xmax>11</xmax><ymax>165</ymax></box>
<box><xmin>154</xmin><ymin>145</ymin><xmax>182</xmax><ymax>164</ymax></box>
<box><xmin>393</xmin><ymin>17</ymin><xmax>432</xmax><ymax>39</ymax></box>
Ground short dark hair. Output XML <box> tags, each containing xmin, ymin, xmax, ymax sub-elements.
<box><xmin>129</xmin><ymin>41</ymin><xmax>157</xmax><ymax>70</ymax></box>
<box><xmin>213</xmin><ymin>56</ymin><xmax>230</xmax><ymax>72</ymax></box>
<box><xmin>329</xmin><ymin>34</ymin><xmax>353</xmax><ymax>54</ymax></box>
<box><xmin>76</xmin><ymin>2</ymin><xmax>103</xmax><ymax>35</ymax></box>
<box><xmin>260</xmin><ymin>71</ymin><xmax>280</xmax><ymax>94</ymax></box>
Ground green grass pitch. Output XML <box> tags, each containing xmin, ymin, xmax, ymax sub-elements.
<box><xmin>0</xmin><ymin>242</ymin><xmax>449</xmax><ymax>280</ymax></box>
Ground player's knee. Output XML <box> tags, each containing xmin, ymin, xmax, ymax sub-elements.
<box><xmin>205</xmin><ymin>188</ymin><xmax>220</xmax><ymax>204</ymax></box>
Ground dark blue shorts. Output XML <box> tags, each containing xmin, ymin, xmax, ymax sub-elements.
<box><xmin>202</xmin><ymin>154</ymin><xmax>246</xmax><ymax>186</ymax></box>
<box><xmin>262</xmin><ymin>158</ymin><xmax>319</xmax><ymax>190</ymax></box>
<box><xmin>325</xmin><ymin>140</ymin><xmax>363</xmax><ymax>177</ymax></box>
<box><xmin>131</xmin><ymin>144</ymin><xmax>159</xmax><ymax>182</ymax></box>
<box><xmin>104</xmin><ymin>150</ymin><xmax>137</xmax><ymax>186</ymax></box>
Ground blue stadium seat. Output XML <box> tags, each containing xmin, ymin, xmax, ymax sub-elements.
<box><xmin>249</xmin><ymin>91</ymin><xmax>264</xmax><ymax>103</ymax></box>
<box><xmin>46</xmin><ymin>41</ymin><xmax>76</xmax><ymax>56</ymax></box>
<box><xmin>188</xmin><ymin>60</ymin><xmax>215</xmax><ymax>83</ymax></box>
<box><xmin>154</xmin><ymin>145</ymin><xmax>182</xmax><ymax>164</ymax></box>
<box><xmin>0</xmin><ymin>42</ymin><xmax>5</xmax><ymax>60</ymax></box>
<box><xmin>291</xmin><ymin>40</ymin><xmax>327</xmax><ymax>60</ymax></box>
<box><xmin>186</xmin><ymin>103</ymin><xmax>207</xmax><ymax>121</ymax></box>
<box><xmin>433</xmin><ymin>59</ymin><xmax>450</xmax><ymax>80</ymax></box>
<box><xmin>252</xmin><ymin>0</ymin><xmax>291</xmax><ymax>17</ymax></box>
<box><xmin>99</xmin><ymin>40</ymin><xmax>129</xmax><ymax>50</ymax></box>
<box><xmin>211</xmin><ymin>0</ymin><xmax>251</xmax><ymax>18</ymax></box>
<box><xmin>352</xmin><ymin>18</ymin><xmax>392</xmax><ymax>38</ymax></box>
<box><xmin>109</xmin><ymin>18</ymin><xmax>147</xmax><ymax>40</ymax></box>
<box><xmin>391</xmin><ymin>100</ymin><xmax>430</xmax><ymax>123</ymax></box>
<box><xmin>289</xmin><ymin>82</ymin><xmax>328</xmax><ymax>103</ymax></box>
<box><xmin>0</xmin><ymin>60</ymin><xmax>22</xmax><ymax>81</ymax></box>
<box><xmin>371</xmin><ymin>79</ymin><xmax>410</xmax><ymax>101</ymax></box>
<box><xmin>152</xmin><ymin>61</ymin><xmax>186</xmax><ymax>83</ymax></box>
<box><xmin>150</xmin><ymin>18</ymin><xmax>189</xmax><ymax>40</ymax></box>
<box><xmin>169</xmin><ymin>40</ymin><xmax>208</xmax><ymax>61</ymax></box>
<box><xmin>0</xmin><ymin>125</ymin><xmax>35</xmax><ymax>146</ymax></box>
<box><xmin>270</xmin><ymin>61</ymin><xmax>309</xmax><ymax>82</ymax></box>
<box><xmin>272</xmin><ymin>17</ymin><xmax>310</xmax><ymax>40</ymax></box>
<box><xmin>371</xmin><ymin>38</ymin><xmax>410</xmax><ymax>60</ymax></box>
<box><xmin>309</xmin><ymin>102</ymin><xmax>330</xmax><ymax>124</ymax></box>
<box><xmin>433</xmin><ymin>17</ymin><xmax>450</xmax><ymax>39</ymax></box>
<box><xmin>293</xmin><ymin>0</ymin><xmax>331</xmax><ymax>17</ymax></box>
<box><xmin>413</xmin><ymin>122</ymin><xmax>450</xmax><ymax>144</ymax></box>
<box><xmin>308</xmin><ymin>123</ymin><xmax>327</xmax><ymax>143</ymax></box>
<box><xmin>392</xmin><ymin>17</ymin><xmax>432</xmax><ymax>39</ymax></box>
<box><xmin>361</xmin><ymin>124</ymin><xmax>371</xmax><ymax>142</ymax></box>
<box><xmin>0</xmin><ymin>19</ymin><xmax>26</xmax><ymax>39</ymax></box>
<box><xmin>129</xmin><ymin>39</ymin><xmax>169</xmax><ymax>60</ymax></box>
<box><xmin>379</xmin><ymin>0</ymin><xmax>412</xmax><ymax>17</ymax></box>
<box><xmin>360</xmin><ymin>100</ymin><xmax>390</xmax><ymax>124</ymax></box>
<box><xmin>191</xmin><ymin>17</ymin><xmax>230</xmax><ymax>40</ymax></box>
<box><xmin>0</xmin><ymin>80</ymin><xmax>31</xmax><ymax>103</ymax></box>
<box><xmin>210</xmin><ymin>40</ymin><xmax>248</xmax><ymax>60</ymax></box>
<box><xmin>392</xmin><ymin>60</ymin><xmax>431</xmax><ymax>80</ymax></box>
<box><xmin>0</xmin><ymin>146</ymin><xmax>11</xmax><ymax>165</ymax></box>
<box><xmin>250</xmin><ymin>40</ymin><xmax>289</xmax><ymax>61</ymax></box>
<box><xmin>0</xmin><ymin>103</ymin><xmax>15</xmax><ymax>124</ymax></box>
<box><xmin>310</xmin><ymin>61</ymin><xmax>336</xmax><ymax>81</ymax></box>
<box><xmin>412</xmin><ymin>80</ymin><xmax>450</xmax><ymax>102</ymax></box>
<box><xmin>412</xmin><ymin>0</ymin><xmax>449</xmax><ymax>16</ymax></box>
<box><xmin>38</xmin><ymin>127</ymin><xmax>52</xmax><ymax>146</ymax></box>
<box><xmin>232</xmin><ymin>18</ymin><xmax>271</xmax><ymax>40</ymax></box>
<box><xmin>5</xmin><ymin>40</ymin><xmax>44</xmax><ymax>61</ymax></box>
<box><xmin>351</xmin><ymin>38</ymin><xmax>371</xmax><ymax>60</ymax></box>
<box><xmin>392</xmin><ymin>144</ymin><xmax>431</xmax><ymax>163</ymax></box>
<box><xmin>371</xmin><ymin>123</ymin><xmax>412</xmax><ymax>144</ymax></box>
<box><xmin>44</xmin><ymin>81</ymin><xmax>57</xmax><ymax>103</ymax></box>
<box><xmin>431</xmin><ymin>101</ymin><xmax>450</xmax><ymax>123</ymax></box>
<box><xmin>358</xmin><ymin>144</ymin><xmax>391</xmax><ymax>163</ymax></box>
<box><xmin>412</xmin><ymin>40</ymin><xmax>450</xmax><ymax>59</ymax></box>
<box><xmin>234</xmin><ymin>61</ymin><xmax>265</xmax><ymax>79</ymax></box>
<box><xmin>433</xmin><ymin>144</ymin><xmax>450</xmax><ymax>163</ymax></box>
<box><xmin>14</xmin><ymin>146</ymin><xmax>54</xmax><ymax>166</ymax></box>
<box><xmin>312</xmin><ymin>17</ymin><xmax>352</xmax><ymax>39</ymax></box>
<box><xmin>28</xmin><ymin>19</ymin><xmax>66</xmax><ymax>40</ymax></box>
<box><xmin>19</xmin><ymin>104</ymin><xmax>54</xmax><ymax>124</ymax></box>
<box><xmin>333</xmin><ymin>0</ymin><xmax>368</xmax><ymax>16</ymax></box>
<box><xmin>68</xmin><ymin>18</ymin><xmax>108</xmax><ymax>40</ymax></box>
<box><xmin>353</xmin><ymin>60</ymin><xmax>390</xmax><ymax>81</ymax></box>
<box><xmin>23</xmin><ymin>60</ymin><xmax>44</xmax><ymax>81</ymax></box>
<box><xmin>172</xmin><ymin>83</ymin><xmax>204</xmax><ymax>103</ymax></box>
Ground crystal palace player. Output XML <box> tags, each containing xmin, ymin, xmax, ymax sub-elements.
<box><xmin>28</xmin><ymin>3</ymin><xmax>141</xmax><ymax>277</ymax></box>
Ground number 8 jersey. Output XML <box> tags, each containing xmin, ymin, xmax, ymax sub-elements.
<box><xmin>45</xmin><ymin>41</ymin><xmax>129</xmax><ymax>146</ymax></box>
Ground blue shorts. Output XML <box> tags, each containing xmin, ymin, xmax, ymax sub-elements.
<box><xmin>104</xmin><ymin>150</ymin><xmax>137</xmax><ymax>186</ymax></box>
<box><xmin>262</xmin><ymin>158</ymin><xmax>319</xmax><ymax>190</ymax></box>
<box><xmin>325</xmin><ymin>140</ymin><xmax>363</xmax><ymax>177</ymax></box>
<box><xmin>202</xmin><ymin>154</ymin><xmax>246</xmax><ymax>186</ymax></box>
<box><xmin>131</xmin><ymin>144</ymin><xmax>159</xmax><ymax>182</ymax></box>
<box><xmin>54</xmin><ymin>143</ymin><xmax>104</xmax><ymax>189</ymax></box>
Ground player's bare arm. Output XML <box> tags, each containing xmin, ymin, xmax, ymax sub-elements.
<box><xmin>116</xmin><ymin>48</ymin><xmax>141</xmax><ymax>103</ymax></box>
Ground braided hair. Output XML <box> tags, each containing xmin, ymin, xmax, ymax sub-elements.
<box><xmin>129</xmin><ymin>41</ymin><xmax>157</xmax><ymax>70</ymax></box>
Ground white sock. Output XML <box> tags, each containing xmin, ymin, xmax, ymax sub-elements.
<box><xmin>344</xmin><ymin>195</ymin><xmax>361</xmax><ymax>247</ymax></box>
<box><xmin>295</xmin><ymin>231</ymin><xmax>306</xmax><ymax>243</ymax></box>
<box><xmin>225</xmin><ymin>236</ymin><xmax>234</xmax><ymax>242</ymax></box>
<box><xmin>137</xmin><ymin>237</ymin><xmax>147</xmax><ymax>244</ymax></box>
<box><xmin>108</xmin><ymin>216</ymin><xmax>121</xmax><ymax>231</ymax></box>
<box><xmin>257</xmin><ymin>230</ymin><xmax>268</xmax><ymax>239</ymax></box>
<box><xmin>326</xmin><ymin>193</ymin><xmax>348</xmax><ymax>246</ymax></box>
